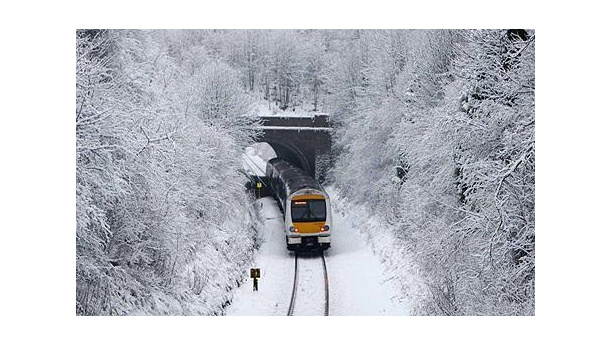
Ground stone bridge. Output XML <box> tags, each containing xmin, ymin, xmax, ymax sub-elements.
<box><xmin>255</xmin><ymin>113</ymin><xmax>332</xmax><ymax>182</ymax></box>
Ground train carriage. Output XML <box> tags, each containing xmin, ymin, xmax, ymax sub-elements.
<box><xmin>266</xmin><ymin>158</ymin><xmax>331</xmax><ymax>251</ymax></box>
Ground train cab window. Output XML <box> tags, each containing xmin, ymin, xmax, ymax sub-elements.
<box><xmin>291</xmin><ymin>199</ymin><xmax>326</xmax><ymax>222</ymax></box>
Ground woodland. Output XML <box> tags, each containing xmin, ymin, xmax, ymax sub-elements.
<box><xmin>76</xmin><ymin>29</ymin><xmax>534</xmax><ymax>315</ymax></box>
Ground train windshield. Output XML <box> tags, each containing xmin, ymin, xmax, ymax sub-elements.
<box><xmin>291</xmin><ymin>199</ymin><xmax>326</xmax><ymax>222</ymax></box>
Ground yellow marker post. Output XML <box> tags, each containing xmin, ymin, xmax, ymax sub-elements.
<box><xmin>256</xmin><ymin>181</ymin><xmax>262</xmax><ymax>198</ymax></box>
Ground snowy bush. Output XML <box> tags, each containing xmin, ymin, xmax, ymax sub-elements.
<box><xmin>77</xmin><ymin>29</ymin><xmax>535</xmax><ymax>315</ymax></box>
<box><xmin>76</xmin><ymin>30</ymin><xmax>257</xmax><ymax>315</ymax></box>
<box><xmin>326</xmin><ymin>29</ymin><xmax>535</xmax><ymax>315</ymax></box>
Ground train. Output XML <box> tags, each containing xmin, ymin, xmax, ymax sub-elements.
<box><xmin>266</xmin><ymin>158</ymin><xmax>331</xmax><ymax>251</ymax></box>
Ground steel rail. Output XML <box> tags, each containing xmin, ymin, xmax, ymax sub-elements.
<box><xmin>287</xmin><ymin>251</ymin><xmax>329</xmax><ymax>316</ymax></box>
<box><xmin>287</xmin><ymin>252</ymin><xmax>299</xmax><ymax>316</ymax></box>
<box><xmin>321</xmin><ymin>252</ymin><xmax>329</xmax><ymax>316</ymax></box>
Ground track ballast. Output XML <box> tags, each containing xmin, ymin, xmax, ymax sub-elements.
<box><xmin>287</xmin><ymin>251</ymin><xmax>329</xmax><ymax>316</ymax></box>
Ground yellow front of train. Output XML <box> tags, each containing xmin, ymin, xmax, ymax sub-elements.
<box><xmin>284</xmin><ymin>189</ymin><xmax>332</xmax><ymax>251</ymax></box>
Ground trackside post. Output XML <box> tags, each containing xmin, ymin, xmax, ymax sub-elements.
<box><xmin>250</xmin><ymin>268</ymin><xmax>260</xmax><ymax>291</ymax></box>
<box><xmin>256</xmin><ymin>181</ymin><xmax>262</xmax><ymax>198</ymax></box>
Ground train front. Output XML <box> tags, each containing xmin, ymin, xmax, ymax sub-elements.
<box><xmin>285</xmin><ymin>189</ymin><xmax>332</xmax><ymax>251</ymax></box>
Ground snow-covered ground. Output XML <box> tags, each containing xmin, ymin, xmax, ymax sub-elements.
<box><xmin>242</xmin><ymin>143</ymin><xmax>277</xmax><ymax>176</ymax></box>
<box><xmin>254</xmin><ymin>99</ymin><xmax>321</xmax><ymax>118</ymax></box>
<box><xmin>225</xmin><ymin>190</ymin><xmax>414</xmax><ymax>316</ymax></box>
<box><xmin>233</xmin><ymin>133</ymin><xmax>421</xmax><ymax>316</ymax></box>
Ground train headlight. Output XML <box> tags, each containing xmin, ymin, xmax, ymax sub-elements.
<box><xmin>320</xmin><ymin>225</ymin><xmax>330</xmax><ymax>232</ymax></box>
<box><xmin>289</xmin><ymin>226</ymin><xmax>299</xmax><ymax>233</ymax></box>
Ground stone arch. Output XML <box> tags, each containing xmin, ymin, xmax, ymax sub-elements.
<box><xmin>258</xmin><ymin>137</ymin><xmax>312</xmax><ymax>175</ymax></box>
<box><xmin>252</xmin><ymin>114</ymin><xmax>332</xmax><ymax>181</ymax></box>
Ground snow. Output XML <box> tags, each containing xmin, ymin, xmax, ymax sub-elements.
<box><xmin>259</xmin><ymin>112</ymin><xmax>329</xmax><ymax>119</ymax></box>
<box><xmin>225</xmin><ymin>188</ymin><xmax>416</xmax><ymax>316</ymax></box>
<box><xmin>288</xmin><ymin>253</ymin><xmax>327</xmax><ymax>315</ymax></box>
<box><xmin>254</xmin><ymin>126</ymin><xmax>332</xmax><ymax>131</ymax></box>
<box><xmin>224</xmin><ymin>197</ymin><xmax>294</xmax><ymax>315</ymax></box>
<box><xmin>242</xmin><ymin>143</ymin><xmax>277</xmax><ymax>176</ymax></box>
<box><xmin>254</xmin><ymin>99</ymin><xmax>328</xmax><ymax>118</ymax></box>
<box><xmin>328</xmin><ymin>187</ymin><xmax>427</xmax><ymax>314</ymax></box>
<box><xmin>260</xmin><ymin>114</ymin><xmax>316</xmax><ymax>119</ymax></box>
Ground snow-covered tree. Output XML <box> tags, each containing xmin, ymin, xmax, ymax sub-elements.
<box><xmin>301</xmin><ymin>31</ymin><xmax>329</xmax><ymax>111</ymax></box>
<box><xmin>77</xmin><ymin>29</ymin><xmax>535</xmax><ymax>316</ymax></box>
<box><xmin>447</xmin><ymin>29</ymin><xmax>535</xmax><ymax>314</ymax></box>
<box><xmin>326</xmin><ymin>29</ymin><xmax>534</xmax><ymax>315</ymax></box>
<box><xmin>76</xmin><ymin>30</ymin><xmax>258</xmax><ymax>315</ymax></box>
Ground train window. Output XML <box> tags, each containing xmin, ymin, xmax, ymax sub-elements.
<box><xmin>291</xmin><ymin>199</ymin><xmax>326</xmax><ymax>222</ymax></box>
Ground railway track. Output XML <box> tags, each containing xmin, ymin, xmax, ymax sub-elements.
<box><xmin>287</xmin><ymin>251</ymin><xmax>329</xmax><ymax>316</ymax></box>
